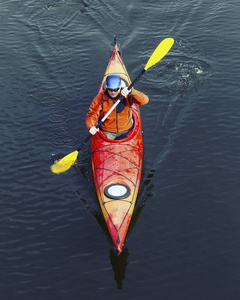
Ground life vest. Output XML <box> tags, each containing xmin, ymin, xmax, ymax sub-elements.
<box><xmin>86</xmin><ymin>88</ymin><xmax>149</xmax><ymax>133</ymax></box>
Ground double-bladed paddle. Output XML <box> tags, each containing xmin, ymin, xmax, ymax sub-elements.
<box><xmin>51</xmin><ymin>37</ymin><xmax>174</xmax><ymax>174</ymax></box>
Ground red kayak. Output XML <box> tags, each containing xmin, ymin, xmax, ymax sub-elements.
<box><xmin>91</xmin><ymin>40</ymin><xmax>143</xmax><ymax>254</ymax></box>
<box><xmin>50</xmin><ymin>37</ymin><xmax>174</xmax><ymax>253</ymax></box>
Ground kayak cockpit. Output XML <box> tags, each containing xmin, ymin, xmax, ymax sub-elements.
<box><xmin>98</xmin><ymin>107</ymin><xmax>140</xmax><ymax>143</ymax></box>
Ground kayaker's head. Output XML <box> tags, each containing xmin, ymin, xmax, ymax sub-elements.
<box><xmin>106</xmin><ymin>74</ymin><xmax>121</xmax><ymax>98</ymax></box>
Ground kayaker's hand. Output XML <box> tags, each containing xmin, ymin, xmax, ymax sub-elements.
<box><xmin>121</xmin><ymin>87</ymin><xmax>131</xmax><ymax>98</ymax></box>
<box><xmin>89</xmin><ymin>126</ymin><xmax>99</xmax><ymax>135</ymax></box>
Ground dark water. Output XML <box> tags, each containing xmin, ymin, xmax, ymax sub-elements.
<box><xmin>1</xmin><ymin>0</ymin><xmax>240</xmax><ymax>299</ymax></box>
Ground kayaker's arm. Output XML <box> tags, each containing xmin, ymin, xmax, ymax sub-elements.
<box><xmin>86</xmin><ymin>93</ymin><xmax>103</xmax><ymax>130</ymax></box>
<box><xmin>121</xmin><ymin>86</ymin><xmax>149</xmax><ymax>105</ymax></box>
<box><xmin>131</xmin><ymin>88</ymin><xmax>149</xmax><ymax>105</ymax></box>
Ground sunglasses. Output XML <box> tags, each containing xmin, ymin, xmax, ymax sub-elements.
<box><xmin>108</xmin><ymin>88</ymin><xmax>120</xmax><ymax>92</ymax></box>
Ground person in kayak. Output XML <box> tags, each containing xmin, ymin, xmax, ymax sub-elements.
<box><xmin>86</xmin><ymin>74</ymin><xmax>149</xmax><ymax>140</ymax></box>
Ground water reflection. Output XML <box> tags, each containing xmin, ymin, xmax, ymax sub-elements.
<box><xmin>109</xmin><ymin>248</ymin><xmax>129</xmax><ymax>289</ymax></box>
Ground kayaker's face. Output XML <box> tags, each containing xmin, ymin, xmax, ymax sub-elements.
<box><xmin>108</xmin><ymin>88</ymin><xmax>120</xmax><ymax>97</ymax></box>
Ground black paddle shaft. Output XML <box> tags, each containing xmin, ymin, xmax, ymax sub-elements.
<box><xmin>129</xmin><ymin>69</ymin><xmax>146</xmax><ymax>89</ymax></box>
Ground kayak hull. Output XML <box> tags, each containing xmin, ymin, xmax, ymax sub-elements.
<box><xmin>91</xmin><ymin>42</ymin><xmax>143</xmax><ymax>254</ymax></box>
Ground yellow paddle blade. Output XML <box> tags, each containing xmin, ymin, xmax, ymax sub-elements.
<box><xmin>51</xmin><ymin>150</ymin><xmax>79</xmax><ymax>174</ymax></box>
<box><xmin>144</xmin><ymin>38</ymin><xmax>174</xmax><ymax>71</ymax></box>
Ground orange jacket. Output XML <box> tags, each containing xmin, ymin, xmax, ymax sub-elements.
<box><xmin>86</xmin><ymin>88</ymin><xmax>149</xmax><ymax>133</ymax></box>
